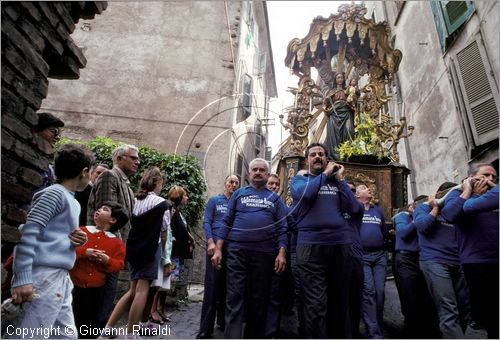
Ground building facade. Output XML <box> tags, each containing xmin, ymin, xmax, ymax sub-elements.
<box><xmin>41</xmin><ymin>1</ymin><xmax>277</xmax><ymax>196</ymax></box>
<box><xmin>364</xmin><ymin>1</ymin><xmax>499</xmax><ymax>197</ymax></box>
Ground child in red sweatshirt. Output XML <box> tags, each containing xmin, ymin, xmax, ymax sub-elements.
<box><xmin>70</xmin><ymin>202</ymin><xmax>128</xmax><ymax>338</ymax></box>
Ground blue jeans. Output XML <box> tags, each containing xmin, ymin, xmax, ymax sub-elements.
<box><xmin>362</xmin><ymin>251</ymin><xmax>387</xmax><ymax>338</ymax></box>
<box><xmin>420</xmin><ymin>260</ymin><xmax>470</xmax><ymax>339</ymax></box>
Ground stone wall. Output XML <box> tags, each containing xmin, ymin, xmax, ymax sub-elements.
<box><xmin>1</xmin><ymin>2</ymin><xmax>107</xmax><ymax>261</ymax></box>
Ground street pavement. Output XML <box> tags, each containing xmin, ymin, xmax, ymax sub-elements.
<box><xmin>122</xmin><ymin>279</ymin><xmax>486</xmax><ymax>339</ymax></box>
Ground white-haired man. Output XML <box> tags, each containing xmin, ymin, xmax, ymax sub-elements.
<box><xmin>87</xmin><ymin>144</ymin><xmax>139</xmax><ymax>328</ymax></box>
<box><xmin>211</xmin><ymin>158</ymin><xmax>288</xmax><ymax>338</ymax></box>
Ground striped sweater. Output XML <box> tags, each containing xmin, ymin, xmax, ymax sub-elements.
<box><xmin>12</xmin><ymin>184</ymin><xmax>81</xmax><ymax>288</ymax></box>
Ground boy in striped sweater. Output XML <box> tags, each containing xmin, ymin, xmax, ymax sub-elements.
<box><xmin>11</xmin><ymin>144</ymin><xmax>95</xmax><ymax>338</ymax></box>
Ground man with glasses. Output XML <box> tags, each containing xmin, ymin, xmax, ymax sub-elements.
<box><xmin>32</xmin><ymin>112</ymin><xmax>65</xmax><ymax>192</ymax></box>
<box><xmin>87</xmin><ymin>144</ymin><xmax>139</xmax><ymax>328</ymax></box>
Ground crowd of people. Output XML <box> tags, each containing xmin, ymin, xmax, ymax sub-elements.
<box><xmin>196</xmin><ymin>142</ymin><xmax>498</xmax><ymax>339</ymax></box>
<box><xmin>2</xmin><ymin>124</ymin><xmax>498</xmax><ymax>339</ymax></box>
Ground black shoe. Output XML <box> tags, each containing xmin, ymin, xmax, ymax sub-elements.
<box><xmin>196</xmin><ymin>332</ymin><xmax>213</xmax><ymax>339</ymax></box>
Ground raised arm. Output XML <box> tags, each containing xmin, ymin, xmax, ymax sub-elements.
<box><xmin>414</xmin><ymin>202</ymin><xmax>438</xmax><ymax>235</ymax></box>
<box><xmin>463</xmin><ymin>184</ymin><xmax>499</xmax><ymax>213</ymax></box>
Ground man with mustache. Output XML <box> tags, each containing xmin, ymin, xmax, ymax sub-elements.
<box><xmin>290</xmin><ymin>143</ymin><xmax>363</xmax><ymax>338</ymax></box>
<box><xmin>211</xmin><ymin>158</ymin><xmax>288</xmax><ymax>338</ymax></box>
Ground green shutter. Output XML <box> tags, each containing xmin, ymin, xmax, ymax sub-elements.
<box><xmin>441</xmin><ymin>1</ymin><xmax>474</xmax><ymax>35</ymax></box>
<box><xmin>430</xmin><ymin>1</ymin><xmax>447</xmax><ymax>52</ymax></box>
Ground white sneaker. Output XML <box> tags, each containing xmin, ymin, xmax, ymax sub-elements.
<box><xmin>125</xmin><ymin>332</ymin><xmax>141</xmax><ymax>339</ymax></box>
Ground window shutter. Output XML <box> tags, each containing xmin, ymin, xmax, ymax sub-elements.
<box><xmin>455</xmin><ymin>37</ymin><xmax>499</xmax><ymax>145</ymax></box>
<box><xmin>430</xmin><ymin>1</ymin><xmax>448</xmax><ymax>52</ymax></box>
<box><xmin>255</xmin><ymin>121</ymin><xmax>262</xmax><ymax>152</ymax></box>
<box><xmin>441</xmin><ymin>1</ymin><xmax>474</xmax><ymax>35</ymax></box>
<box><xmin>242</xmin><ymin>74</ymin><xmax>253</xmax><ymax>118</ymax></box>
<box><xmin>236</xmin><ymin>154</ymin><xmax>243</xmax><ymax>177</ymax></box>
<box><xmin>265</xmin><ymin>146</ymin><xmax>272</xmax><ymax>162</ymax></box>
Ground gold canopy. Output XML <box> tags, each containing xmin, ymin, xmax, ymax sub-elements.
<box><xmin>284</xmin><ymin>2</ymin><xmax>402</xmax><ymax>82</ymax></box>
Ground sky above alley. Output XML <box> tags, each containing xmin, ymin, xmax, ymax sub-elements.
<box><xmin>266</xmin><ymin>1</ymin><xmax>351</xmax><ymax>152</ymax></box>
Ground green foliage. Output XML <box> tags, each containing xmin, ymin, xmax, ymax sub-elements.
<box><xmin>58</xmin><ymin>137</ymin><xmax>206</xmax><ymax>228</ymax></box>
<box><xmin>337</xmin><ymin>112</ymin><xmax>385</xmax><ymax>161</ymax></box>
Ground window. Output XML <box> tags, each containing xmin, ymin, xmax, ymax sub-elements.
<box><xmin>449</xmin><ymin>34</ymin><xmax>499</xmax><ymax>154</ymax></box>
<box><xmin>255</xmin><ymin>120</ymin><xmax>262</xmax><ymax>154</ymax></box>
<box><xmin>265</xmin><ymin>146</ymin><xmax>272</xmax><ymax>163</ymax></box>
<box><xmin>238</xmin><ymin>74</ymin><xmax>253</xmax><ymax>122</ymax></box>
<box><xmin>430</xmin><ymin>1</ymin><xmax>474</xmax><ymax>52</ymax></box>
<box><xmin>236</xmin><ymin>154</ymin><xmax>244</xmax><ymax>180</ymax></box>
<box><xmin>253</xmin><ymin>52</ymin><xmax>267</xmax><ymax>76</ymax></box>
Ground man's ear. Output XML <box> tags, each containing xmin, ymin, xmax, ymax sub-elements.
<box><xmin>109</xmin><ymin>217</ymin><xmax>117</xmax><ymax>225</ymax></box>
<box><xmin>81</xmin><ymin>167</ymin><xmax>90</xmax><ymax>178</ymax></box>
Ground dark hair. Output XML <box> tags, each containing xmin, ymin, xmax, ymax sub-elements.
<box><xmin>102</xmin><ymin>201</ymin><xmax>129</xmax><ymax>232</ymax></box>
<box><xmin>436</xmin><ymin>182</ymin><xmax>458</xmax><ymax>199</ymax></box>
<box><xmin>412</xmin><ymin>195</ymin><xmax>428</xmax><ymax>208</ymax></box>
<box><xmin>54</xmin><ymin>144</ymin><xmax>95</xmax><ymax>181</ymax></box>
<box><xmin>305</xmin><ymin>143</ymin><xmax>327</xmax><ymax>158</ymax></box>
<box><xmin>34</xmin><ymin>112</ymin><xmax>64</xmax><ymax>132</ymax></box>
<box><xmin>91</xmin><ymin>163</ymin><xmax>109</xmax><ymax>172</ymax></box>
<box><xmin>334</xmin><ymin>72</ymin><xmax>347</xmax><ymax>88</ymax></box>
<box><xmin>136</xmin><ymin>167</ymin><xmax>165</xmax><ymax>200</ymax></box>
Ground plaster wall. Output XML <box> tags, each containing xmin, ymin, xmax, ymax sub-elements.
<box><xmin>41</xmin><ymin>1</ymin><xmax>244</xmax><ymax>197</ymax></box>
<box><xmin>366</xmin><ymin>1</ymin><xmax>499</xmax><ymax>197</ymax></box>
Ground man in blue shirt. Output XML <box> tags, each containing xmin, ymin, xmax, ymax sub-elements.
<box><xmin>393</xmin><ymin>197</ymin><xmax>440</xmax><ymax>338</ymax></box>
<box><xmin>211</xmin><ymin>158</ymin><xmax>287</xmax><ymax>338</ymax></box>
<box><xmin>414</xmin><ymin>182</ymin><xmax>470</xmax><ymax>338</ymax></box>
<box><xmin>291</xmin><ymin>143</ymin><xmax>362</xmax><ymax>338</ymax></box>
<box><xmin>196</xmin><ymin>175</ymin><xmax>239</xmax><ymax>339</ymax></box>
<box><xmin>356</xmin><ymin>183</ymin><xmax>387</xmax><ymax>339</ymax></box>
<box><xmin>440</xmin><ymin>164</ymin><xmax>498</xmax><ymax>338</ymax></box>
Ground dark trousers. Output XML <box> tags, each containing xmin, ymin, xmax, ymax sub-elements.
<box><xmin>198</xmin><ymin>250</ymin><xmax>227</xmax><ymax>335</ymax></box>
<box><xmin>97</xmin><ymin>272</ymin><xmax>118</xmax><ymax>328</ymax></box>
<box><xmin>265</xmin><ymin>266</ymin><xmax>281</xmax><ymax>338</ymax></box>
<box><xmin>394</xmin><ymin>252</ymin><xmax>440</xmax><ymax>338</ymax></box>
<box><xmin>297</xmin><ymin>244</ymin><xmax>352</xmax><ymax>339</ymax></box>
<box><xmin>290</xmin><ymin>251</ymin><xmax>305</xmax><ymax>338</ymax></box>
<box><xmin>225</xmin><ymin>248</ymin><xmax>275</xmax><ymax>339</ymax></box>
<box><xmin>463</xmin><ymin>263</ymin><xmax>499</xmax><ymax>339</ymax></box>
<box><xmin>73</xmin><ymin>285</ymin><xmax>105</xmax><ymax>338</ymax></box>
<box><xmin>346</xmin><ymin>256</ymin><xmax>364</xmax><ymax>338</ymax></box>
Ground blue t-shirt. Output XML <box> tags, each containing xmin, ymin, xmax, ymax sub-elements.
<box><xmin>217</xmin><ymin>185</ymin><xmax>288</xmax><ymax>253</ymax></box>
<box><xmin>440</xmin><ymin>186</ymin><xmax>499</xmax><ymax>264</ymax></box>
<box><xmin>359</xmin><ymin>205</ymin><xmax>386</xmax><ymax>251</ymax></box>
<box><xmin>291</xmin><ymin>173</ymin><xmax>362</xmax><ymax>245</ymax></box>
<box><xmin>393</xmin><ymin>212</ymin><xmax>419</xmax><ymax>253</ymax></box>
<box><xmin>203</xmin><ymin>193</ymin><xmax>230</xmax><ymax>242</ymax></box>
<box><xmin>414</xmin><ymin>203</ymin><xmax>460</xmax><ymax>265</ymax></box>
<box><xmin>345</xmin><ymin>212</ymin><xmax>363</xmax><ymax>258</ymax></box>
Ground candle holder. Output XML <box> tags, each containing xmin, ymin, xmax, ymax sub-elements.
<box><xmin>376</xmin><ymin>114</ymin><xmax>414</xmax><ymax>163</ymax></box>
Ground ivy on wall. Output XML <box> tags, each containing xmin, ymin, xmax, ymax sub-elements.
<box><xmin>59</xmin><ymin>136</ymin><xmax>207</xmax><ymax>228</ymax></box>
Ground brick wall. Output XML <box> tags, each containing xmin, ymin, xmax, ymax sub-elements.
<box><xmin>1</xmin><ymin>2</ymin><xmax>107</xmax><ymax>261</ymax></box>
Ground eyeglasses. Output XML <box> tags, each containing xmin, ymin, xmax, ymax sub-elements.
<box><xmin>123</xmin><ymin>154</ymin><xmax>140</xmax><ymax>163</ymax></box>
<box><xmin>48</xmin><ymin>127</ymin><xmax>61</xmax><ymax>137</ymax></box>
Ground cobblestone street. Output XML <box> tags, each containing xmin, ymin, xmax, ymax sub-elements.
<box><xmin>118</xmin><ymin>279</ymin><xmax>486</xmax><ymax>339</ymax></box>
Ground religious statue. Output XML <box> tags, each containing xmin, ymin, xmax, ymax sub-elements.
<box><xmin>322</xmin><ymin>72</ymin><xmax>355</xmax><ymax>160</ymax></box>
